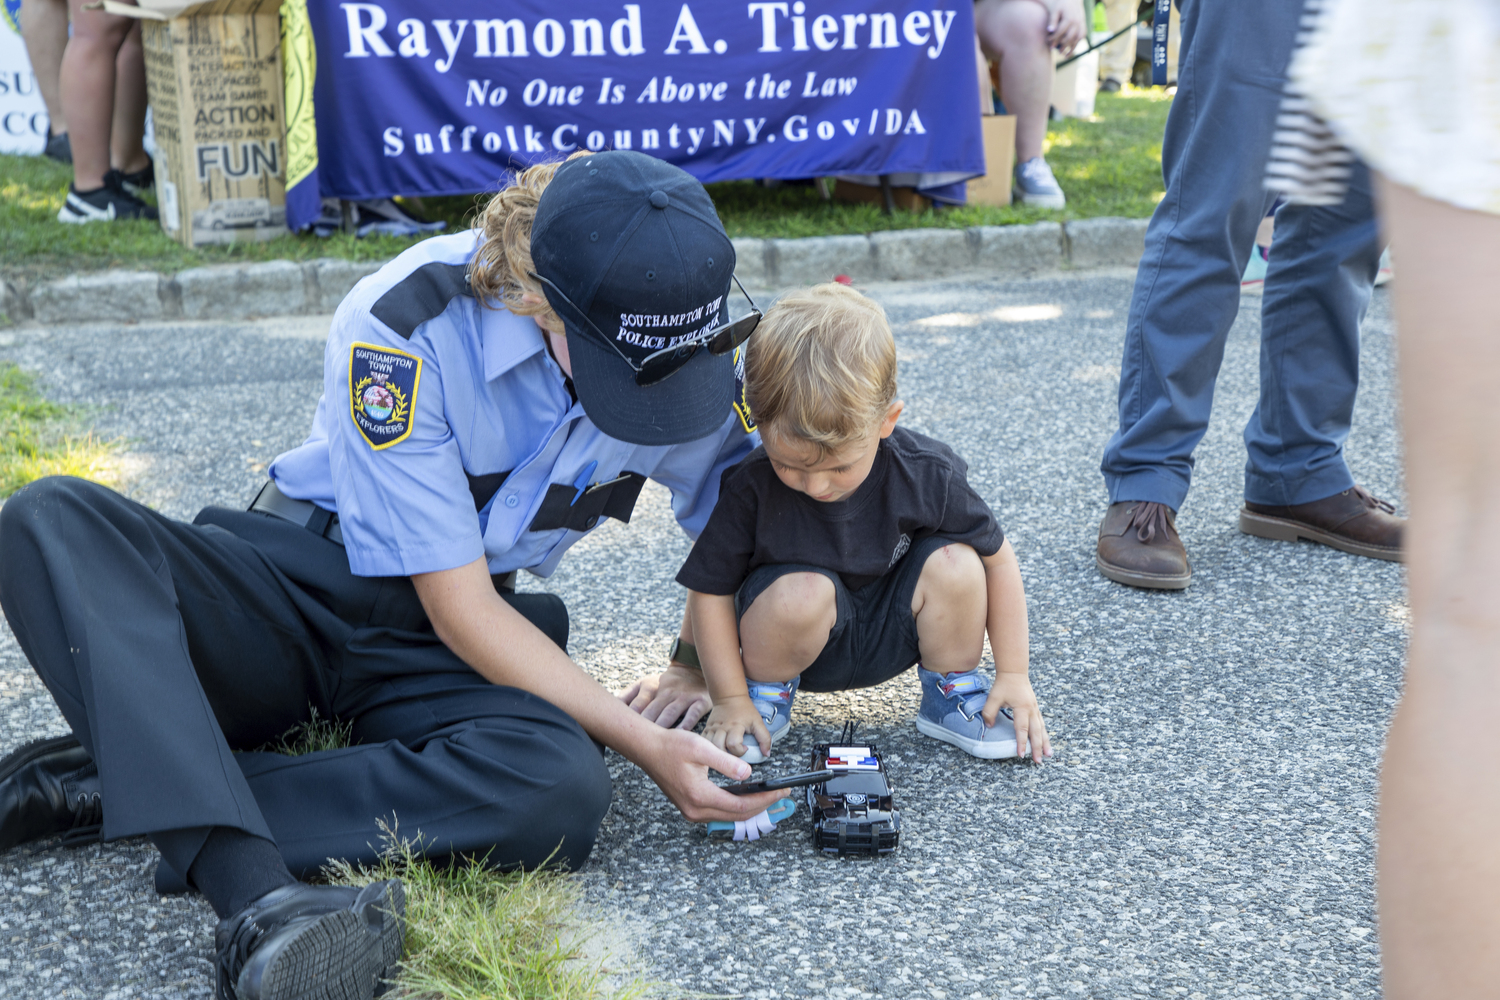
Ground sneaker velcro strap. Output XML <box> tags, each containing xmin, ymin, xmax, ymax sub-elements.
<box><xmin>746</xmin><ymin>681</ymin><xmax>792</xmax><ymax>703</ymax></box>
<box><xmin>938</xmin><ymin>674</ymin><xmax>987</xmax><ymax>697</ymax></box>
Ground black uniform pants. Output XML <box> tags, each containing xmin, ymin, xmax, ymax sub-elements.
<box><xmin>0</xmin><ymin>477</ymin><xmax>612</xmax><ymax>887</ymax></box>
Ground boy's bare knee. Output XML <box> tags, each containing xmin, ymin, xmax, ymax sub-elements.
<box><xmin>753</xmin><ymin>572</ymin><xmax>837</xmax><ymax>630</ymax></box>
<box><xmin>913</xmin><ymin>544</ymin><xmax>985</xmax><ymax>609</ymax></box>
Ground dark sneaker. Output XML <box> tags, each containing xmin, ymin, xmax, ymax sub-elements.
<box><xmin>58</xmin><ymin>179</ymin><xmax>158</xmax><ymax>223</ymax></box>
<box><xmin>1097</xmin><ymin>501</ymin><xmax>1192</xmax><ymax>589</ymax></box>
<box><xmin>0</xmin><ymin>734</ymin><xmax>103</xmax><ymax>849</ymax></box>
<box><xmin>1098</xmin><ymin>77</ymin><xmax>1123</xmax><ymax>94</ymax></box>
<box><xmin>45</xmin><ymin>132</ymin><xmax>72</xmax><ymax>164</ymax></box>
<box><xmin>215</xmin><ymin>880</ymin><xmax>406</xmax><ymax>1000</ymax></box>
<box><xmin>1240</xmin><ymin>485</ymin><xmax>1403</xmax><ymax>562</ymax></box>
<box><xmin>107</xmin><ymin>155</ymin><xmax>155</xmax><ymax>197</ymax></box>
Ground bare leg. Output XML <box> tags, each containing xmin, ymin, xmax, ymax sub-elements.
<box><xmin>110</xmin><ymin>21</ymin><xmax>150</xmax><ymax>174</ymax></box>
<box><xmin>740</xmin><ymin>573</ymin><xmax>837</xmax><ymax>684</ymax></box>
<box><xmin>910</xmin><ymin>544</ymin><xmax>987</xmax><ymax>674</ymax></box>
<box><xmin>60</xmin><ymin>0</ymin><xmax>136</xmax><ymax>190</ymax></box>
<box><xmin>18</xmin><ymin>0</ymin><xmax>69</xmax><ymax>136</ymax></box>
<box><xmin>1375</xmin><ymin>176</ymin><xmax>1500</xmax><ymax>998</ymax></box>
<box><xmin>974</xmin><ymin>0</ymin><xmax>1053</xmax><ymax>163</ymax></box>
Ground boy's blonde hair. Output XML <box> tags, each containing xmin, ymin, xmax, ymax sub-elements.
<box><xmin>468</xmin><ymin>152</ymin><xmax>588</xmax><ymax>317</ymax></box>
<box><xmin>745</xmin><ymin>282</ymin><xmax>897</xmax><ymax>456</ymax></box>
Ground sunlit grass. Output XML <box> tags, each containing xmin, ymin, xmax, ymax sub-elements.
<box><xmin>0</xmin><ymin>363</ymin><xmax>122</xmax><ymax>497</ymax></box>
<box><xmin>265</xmin><ymin>713</ymin><xmax>641</xmax><ymax>1000</ymax></box>
<box><xmin>326</xmin><ymin>824</ymin><xmax>644</xmax><ymax>1000</ymax></box>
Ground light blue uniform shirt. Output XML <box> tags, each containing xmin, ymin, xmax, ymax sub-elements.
<box><xmin>270</xmin><ymin>232</ymin><xmax>756</xmax><ymax>579</ymax></box>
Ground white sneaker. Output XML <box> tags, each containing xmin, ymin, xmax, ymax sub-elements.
<box><xmin>1012</xmin><ymin>157</ymin><xmax>1067</xmax><ymax>209</ymax></box>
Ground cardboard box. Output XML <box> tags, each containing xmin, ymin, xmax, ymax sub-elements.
<box><xmin>965</xmin><ymin>115</ymin><xmax>1017</xmax><ymax>207</ymax></box>
<box><xmin>109</xmin><ymin>0</ymin><xmax>287</xmax><ymax>246</ymax></box>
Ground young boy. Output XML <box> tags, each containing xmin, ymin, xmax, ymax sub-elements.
<box><xmin>677</xmin><ymin>283</ymin><xmax>1051</xmax><ymax>765</ymax></box>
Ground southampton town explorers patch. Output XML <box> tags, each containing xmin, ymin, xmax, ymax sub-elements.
<box><xmin>349</xmin><ymin>342</ymin><xmax>422</xmax><ymax>450</ymax></box>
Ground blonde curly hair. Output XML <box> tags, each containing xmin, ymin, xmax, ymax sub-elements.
<box><xmin>745</xmin><ymin>282</ymin><xmax>898</xmax><ymax>458</ymax></box>
<box><xmin>468</xmin><ymin>151</ymin><xmax>589</xmax><ymax>317</ymax></box>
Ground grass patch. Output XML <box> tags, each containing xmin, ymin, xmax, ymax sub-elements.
<box><xmin>0</xmin><ymin>362</ymin><xmax>121</xmax><ymax>497</ymax></box>
<box><xmin>327</xmin><ymin>826</ymin><xmax>641</xmax><ymax>1000</ymax></box>
<box><xmin>269</xmin><ymin>715</ymin><xmax>639</xmax><ymax>999</ymax></box>
<box><xmin>1</xmin><ymin>86</ymin><xmax>1169</xmax><ymax>280</ymax></box>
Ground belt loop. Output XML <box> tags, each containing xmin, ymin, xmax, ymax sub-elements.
<box><xmin>306</xmin><ymin>506</ymin><xmax>335</xmax><ymax>538</ymax></box>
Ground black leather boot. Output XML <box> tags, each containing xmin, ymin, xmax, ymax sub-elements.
<box><xmin>0</xmin><ymin>734</ymin><xmax>103</xmax><ymax>849</ymax></box>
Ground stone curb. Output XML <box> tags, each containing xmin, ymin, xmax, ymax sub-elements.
<box><xmin>0</xmin><ymin>219</ymin><xmax>1148</xmax><ymax>326</ymax></box>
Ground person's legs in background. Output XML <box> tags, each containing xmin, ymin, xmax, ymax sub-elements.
<box><xmin>1374</xmin><ymin>177</ymin><xmax>1500</xmax><ymax>998</ymax></box>
<box><xmin>1235</xmin><ymin>162</ymin><xmax>1403</xmax><ymax>560</ymax></box>
<box><xmin>1098</xmin><ymin>0</ymin><xmax>1138</xmax><ymax>91</ymax></box>
<box><xmin>1097</xmin><ymin>0</ymin><xmax>1301</xmax><ymax>588</ymax></box>
<box><xmin>109</xmin><ymin>19</ymin><xmax>152</xmax><ymax>187</ymax></box>
<box><xmin>57</xmin><ymin>0</ymin><xmax>154</xmax><ymax>222</ymax></box>
<box><xmin>17</xmin><ymin>0</ymin><xmax>71</xmax><ymax>161</ymax></box>
<box><xmin>974</xmin><ymin>0</ymin><xmax>1073</xmax><ymax>209</ymax></box>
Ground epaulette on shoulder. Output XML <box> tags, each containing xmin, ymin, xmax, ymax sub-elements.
<box><xmin>370</xmin><ymin>261</ymin><xmax>472</xmax><ymax>339</ymax></box>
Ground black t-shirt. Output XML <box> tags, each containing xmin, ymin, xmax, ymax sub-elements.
<box><xmin>676</xmin><ymin>426</ymin><xmax>1005</xmax><ymax>594</ymax></box>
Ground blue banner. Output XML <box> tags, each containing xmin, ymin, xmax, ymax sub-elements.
<box><xmin>300</xmin><ymin>1</ymin><xmax>983</xmax><ymax>222</ymax></box>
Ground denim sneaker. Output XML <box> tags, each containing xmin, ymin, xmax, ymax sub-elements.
<box><xmin>914</xmin><ymin>667</ymin><xmax>1018</xmax><ymax>759</ymax></box>
<box><xmin>1012</xmin><ymin>157</ymin><xmax>1066</xmax><ymax>209</ymax></box>
<box><xmin>738</xmin><ymin>676</ymin><xmax>799</xmax><ymax>764</ymax></box>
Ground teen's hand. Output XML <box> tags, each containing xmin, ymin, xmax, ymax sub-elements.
<box><xmin>984</xmin><ymin>672</ymin><xmax>1053</xmax><ymax>762</ymax></box>
<box><xmin>1047</xmin><ymin>0</ymin><xmax>1087</xmax><ymax>55</ymax></box>
<box><xmin>636</xmin><ymin>726</ymin><xmax>784</xmax><ymax>822</ymax></box>
<box><xmin>704</xmin><ymin>695</ymin><xmax>772</xmax><ymax>757</ymax></box>
<box><xmin>618</xmin><ymin>663</ymin><xmax>711</xmax><ymax>730</ymax></box>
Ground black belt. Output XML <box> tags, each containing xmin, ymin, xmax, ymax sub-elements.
<box><xmin>247</xmin><ymin>481</ymin><xmax>517</xmax><ymax>591</ymax></box>
<box><xmin>251</xmin><ymin>480</ymin><xmax>344</xmax><ymax>546</ymax></box>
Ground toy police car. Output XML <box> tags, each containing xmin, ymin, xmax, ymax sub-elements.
<box><xmin>806</xmin><ymin>739</ymin><xmax>900</xmax><ymax>856</ymax></box>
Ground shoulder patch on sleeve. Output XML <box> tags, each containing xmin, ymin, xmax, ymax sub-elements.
<box><xmin>731</xmin><ymin>345</ymin><xmax>756</xmax><ymax>434</ymax></box>
<box><xmin>349</xmin><ymin>342</ymin><xmax>423</xmax><ymax>450</ymax></box>
<box><xmin>369</xmin><ymin>262</ymin><xmax>472</xmax><ymax>339</ymax></box>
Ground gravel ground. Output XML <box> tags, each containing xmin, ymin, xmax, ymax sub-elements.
<box><xmin>0</xmin><ymin>272</ymin><xmax>1403</xmax><ymax>999</ymax></box>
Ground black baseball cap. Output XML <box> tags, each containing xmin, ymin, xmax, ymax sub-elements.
<box><xmin>530</xmin><ymin>151</ymin><xmax>737</xmax><ymax>446</ymax></box>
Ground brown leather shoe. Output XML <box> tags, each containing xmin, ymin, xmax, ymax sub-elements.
<box><xmin>1239</xmin><ymin>485</ymin><xmax>1403</xmax><ymax>562</ymax></box>
<box><xmin>1097</xmin><ymin>501</ymin><xmax>1191</xmax><ymax>589</ymax></box>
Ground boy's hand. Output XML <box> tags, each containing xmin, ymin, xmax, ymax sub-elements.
<box><xmin>984</xmin><ymin>673</ymin><xmax>1052</xmax><ymax>762</ymax></box>
<box><xmin>704</xmin><ymin>695</ymin><xmax>772</xmax><ymax>758</ymax></box>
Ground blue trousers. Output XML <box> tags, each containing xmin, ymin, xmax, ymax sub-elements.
<box><xmin>1100</xmin><ymin>0</ymin><xmax>1384</xmax><ymax>510</ymax></box>
<box><xmin>0</xmin><ymin>477</ymin><xmax>612</xmax><ymax>887</ymax></box>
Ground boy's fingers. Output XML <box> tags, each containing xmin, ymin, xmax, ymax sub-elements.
<box><xmin>727</xmin><ymin>722</ymin><xmax>748</xmax><ymax>755</ymax></box>
<box><xmin>750</xmin><ymin>717</ymin><xmax>772</xmax><ymax>754</ymax></box>
<box><xmin>1031</xmin><ymin>714</ymin><xmax>1054</xmax><ymax>759</ymax></box>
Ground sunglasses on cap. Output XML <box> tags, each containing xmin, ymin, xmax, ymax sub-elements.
<box><xmin>529</xmin><ymin>272</ymin><xmax>762</xmax><ymax>387</ymax></box>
